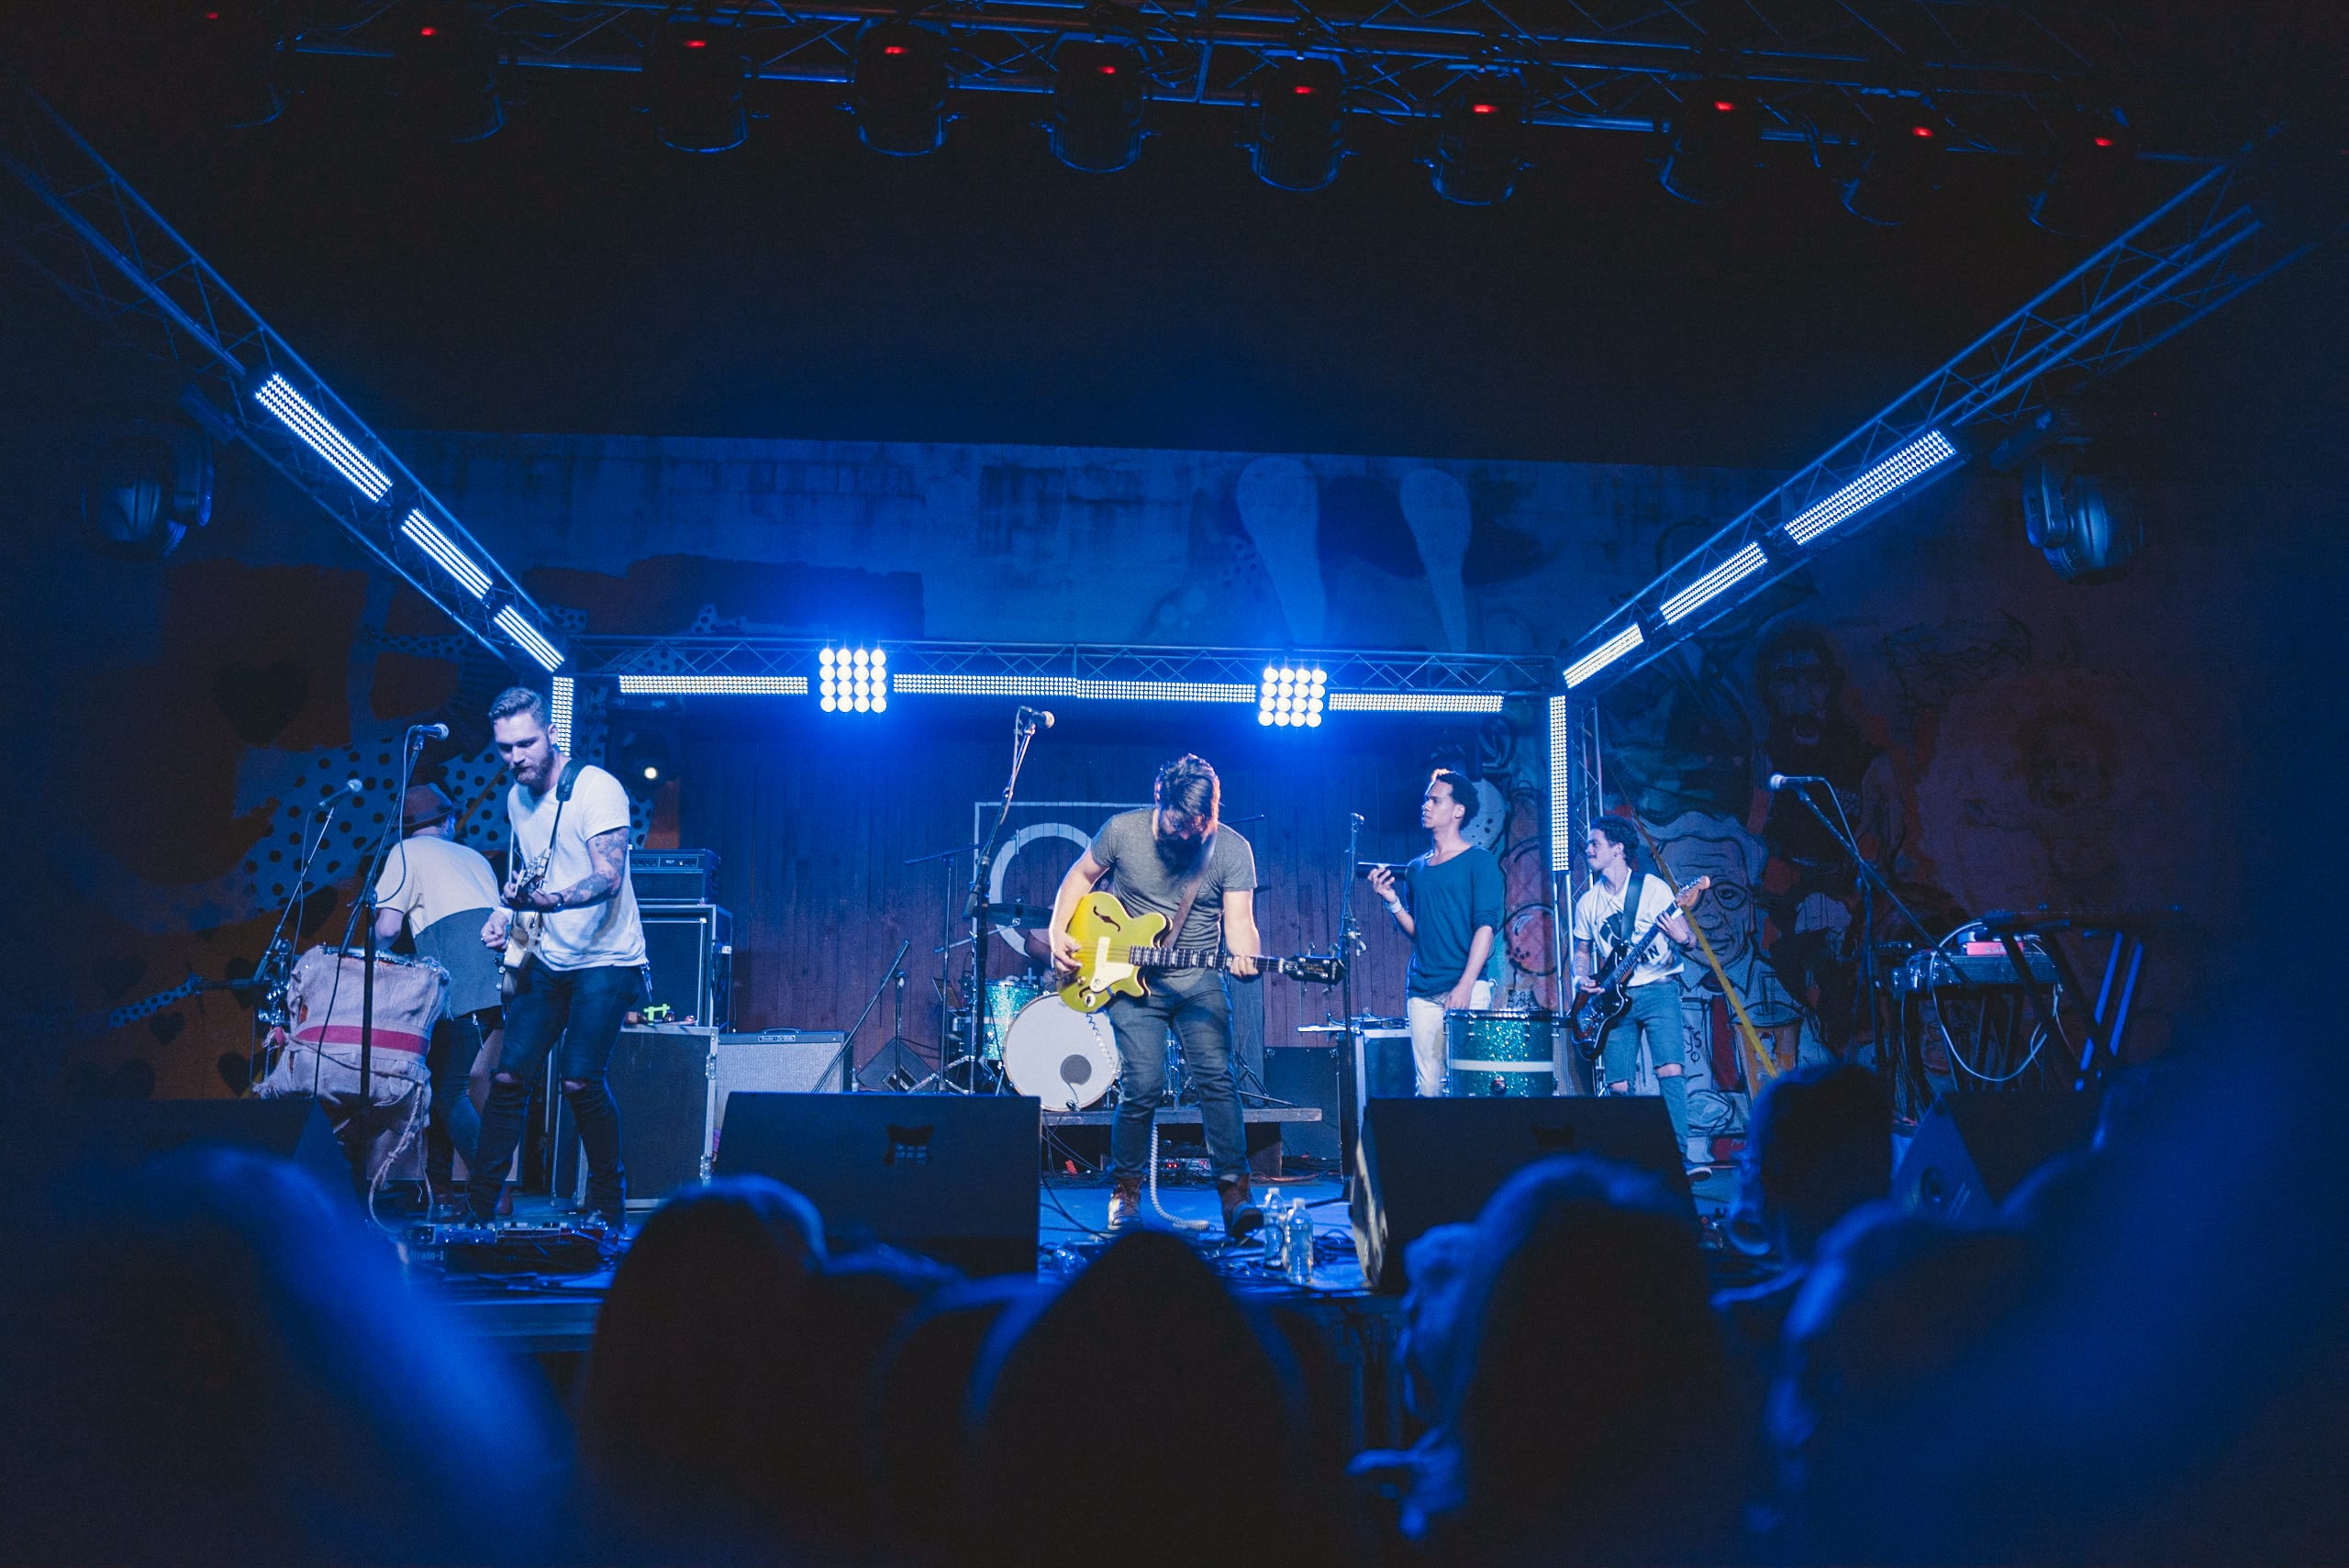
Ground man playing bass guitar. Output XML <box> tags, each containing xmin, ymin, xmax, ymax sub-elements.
<box><xmin>1050</xmin><ymin>754</ymin><xmax>1264</xmax><ymax>1239</ymax></box>
<box><xmin>1572</xmin><ymin>816</ymin><xmax>1699</xmax><ymax>1166</ymax></box>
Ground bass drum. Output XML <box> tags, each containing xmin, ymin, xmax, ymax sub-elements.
<box><xmin>1002</xmin><ymin>995</ymin><xmax>1121</xmax><ymax>1111</ymax></box>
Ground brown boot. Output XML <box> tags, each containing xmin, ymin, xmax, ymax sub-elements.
<box><xmin>1219</xmin><ymin>1176</ymin><xmax>1264</xmax><ymax>1241</ymax></box>
<box><xmin>1107</xmin><ymin>1175</ymin><xmax>1142</xmax><ymax>1230</ymax></box>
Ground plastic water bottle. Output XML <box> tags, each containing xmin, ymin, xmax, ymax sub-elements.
<box><xmin>1263</xmin><ymin>1196</ymin><xmax>1289</xmax><ymax>1271</ymax></box>
<box><xmin>1284</xmin><ymin>1201</ymin><xmax>1315</xmax><ymax>1286</ymax></box>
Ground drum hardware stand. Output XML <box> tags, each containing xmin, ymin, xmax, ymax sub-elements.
<box><xmin>834</xmin><ymin>938</ymin><xmax>924</xmax><ymax>1093</ymax></box>
<box><xmin>1778</xmin><ymin>781</ymin><xmax>1936</xmax><ymax>1062</ymax></box>
<box><xmin>906</xmin><ymin>840</ymin><xmax>974</xmax><ymax>1091</ymax></box>
<box><xmin>964</xmin><ymin>706</ymin><xmax>1050</xmax><ymax>1098</ymax></box>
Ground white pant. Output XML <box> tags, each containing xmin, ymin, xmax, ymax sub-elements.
<box><xmin>1406</xmin><ymin>981</ymin><xmax>1494</xmax><ymax>1096</ymax></box>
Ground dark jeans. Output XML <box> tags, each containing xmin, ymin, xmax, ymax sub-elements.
<box><xmin>467</xmin><ymin>959</ymin><xmax>645</xmax><ymax>1220</ymax></box>
<box><xmin>425</xmin><ymin>1006</ymin><xmax>497</xmax><ymax>1187</ymax></box>
<box><xmin>1105</xmin><ymin>969</ymin><xmax>1247</xmax><ymax>1184</ymax></box>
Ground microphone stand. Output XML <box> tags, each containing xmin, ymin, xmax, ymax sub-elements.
<box><xmin>250</xmin><ymin>790</ymin><xmax>352</xmax><ymax>1090</ymax></box>
<box><xmin>904</xmin><ymin>841</ymin><xmax>974</xmax><ymax>1091</ymax></box>
<box><xmin>1336</xmin><ymin>811</ymin><xmax>1366</xmax><ymax>1185</ymax></box>
<box><xmin>966</xmin><ymin>709</ymin><xmax>1046</xmax><ymax>1096</ymax></box>
<box><xmin>1782</xmin><ymin>782</ymin><xmax>1934</xmax><ymax>1059</ymax></box>
<box><xmin>832</xmin><ymin>939</ymin><xmax>913</xmax><ymax>1094</ymax></box>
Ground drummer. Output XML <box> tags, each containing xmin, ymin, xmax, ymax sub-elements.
<box><xmin>1369</xmin><ymin>770</ymin><xmax>1505</xmax><ymax>1096</ymax></box>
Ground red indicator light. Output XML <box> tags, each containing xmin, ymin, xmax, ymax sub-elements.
<box><xmin>2092</xmin><ymin>135</ymin><xmax>2115</xmax><ymax>148</ymax></box>
<box><xmin>1471</xmin><ymin>102</ymin><xmax>1496</xmax><ymax>115</ymax></box>
<box><xmin>1097</xmin><ymin>64</ymin><xmax>1117</xmax><ymax>74</ymax></box>
<box><xmin>1910</xmin><ymin>124</ymin><xmax>1934</xmax><ymax>138</ymax></box>
<box><xmin>1712</xmin><ymin>99</ymin><xmax>1736</xmax><ymax>112</ymax></box>
<box><xmin>883</xmin><ymin>43</ymin><xmax>907</xmax><ymax>54</ymax></box>
<box><xmin>205</xmin><ymin>9</ymin><xmax>220</xmax><ymax>17</ymax></box>
<box><xmin>418</xmin><ymin>25</ymin><xmax>438</xmax><ymax>36</ymax></box>
<box><xmin>685</xmin><ymin>38</ymin><xmax>707</xmax><ymax>49</ymax></box>
<box><xmin>1294</xmin><ymin>83</ymin><xmax>1314</xmax><ymax>95</ymax></box>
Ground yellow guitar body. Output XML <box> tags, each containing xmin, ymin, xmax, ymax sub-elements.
<box><xmin>1058</xmin><ymin>892</ymin><xmax>1167</xmax><ymax>1013</ymax></box>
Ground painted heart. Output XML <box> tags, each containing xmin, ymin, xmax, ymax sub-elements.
<box><xmin>94</xmin><ymin>953</ymin><xmax>146</xmax><ymax>999</ymax></box>
<box><xmin>147</xmin><ymin>1011</ymin><xmax>185</xmax><ymax>1046</ymax></box>
<box><xmin>217</xmin><ymin>1052</ymin><xmax>252</xmax><ymax>1095</ymax></box>
<box><xmin>212</xmin><ymin>659</ymin><xmax>309</xmax><ymax>744</ymax></box>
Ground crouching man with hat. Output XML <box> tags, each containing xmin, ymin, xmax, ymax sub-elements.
<box><xmin>373</xmin><ymin>783</ymin><xmax>511</xmax><ymax>1215</ymax></box>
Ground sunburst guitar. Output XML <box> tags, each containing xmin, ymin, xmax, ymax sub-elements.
<box><xmin>1058</xmin><ymin>891</ymin><xmax>1344</xmax><ymax>1013</ymax></box>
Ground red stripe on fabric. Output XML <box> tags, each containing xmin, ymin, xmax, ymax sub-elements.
<box><xmin>295</xmin><ymin>1024</ymin><xmax>428</xmax><ymax>1055</ymax></box>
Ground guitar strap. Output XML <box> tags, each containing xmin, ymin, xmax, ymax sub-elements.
<box><xmin>1604</xmin><ymin>873</ymin><xmax>1648</xmax><ymax>968</ymax></box>
<box><xmin>1167</xmin><ymin>831</ymin><xmax>1215</xmax><ymax>955</ymax></box>
<box><xmin>518</xmin><ymin>760</ymin><xmax>584</xmax><ymax>895</ymax></box>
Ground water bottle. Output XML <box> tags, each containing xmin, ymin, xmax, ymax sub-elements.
<box><xmin>1284</xmin><ymin>1201</ymin><xmax>1315</xmax><ymax>1286</ymax></box>
<box><xmin>1263</xmin><ymin>1196</ymin><xmax>1289</xmax><ymax>1271</ymax></box>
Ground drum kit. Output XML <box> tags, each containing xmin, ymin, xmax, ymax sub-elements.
<box><xmin>932</xmin><ymin>900</ymin><xmax>1124</xmax><ymax>1108</ymax></box>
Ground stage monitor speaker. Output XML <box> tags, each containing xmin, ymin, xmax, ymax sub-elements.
<box><xmin>1895</xmin><ymin>1090</ymin><xmax>2101</xmax><ymax>1222</ymax></box>
<box><xmin>1351</xmin><ymin>1096</ymin><xmax>1690</xmax><ymax>1293</ymax></box>
<box><xmin>715</xmin><ymin>1093</ymin><xmax>1039</xmax><ymax>1277</ymax></box>
<box><xmin>1266</xmin><ymin>1045</ymin><xmax>1341</xmax><ymax>1162</ymax></box>
<box><xmin>642</xmin><ymin>903</ymin><xmax>731</xmax><ymax>1028</ymax></box>
<box><xmin>0</xmin><ymin>1098</ymin><xmax>351</xmax><ymax>1207</ymax></box>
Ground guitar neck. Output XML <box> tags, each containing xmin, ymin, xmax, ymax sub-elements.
<box><xmin>1129</xmin><ymin>948</ymin><xmax>1297</xmax><ymax>978</ymax></box>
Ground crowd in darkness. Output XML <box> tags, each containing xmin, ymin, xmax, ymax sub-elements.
<box><xmin>2</xmin><ymin>1000</ymin><xmax>2343</xmax><ymax>1567</ymax></box>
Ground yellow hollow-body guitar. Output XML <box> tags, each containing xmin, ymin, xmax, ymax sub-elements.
<box><xmin>1057</xmin><ymin>891</ymin><xmax>1345</xmax><ymax>1013</ymax></box>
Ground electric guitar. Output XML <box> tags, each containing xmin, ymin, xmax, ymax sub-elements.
<box><xmin>500</xmin><ymin>854</ymin><xmax>552</xmax><ymax>1000</ymax></box>
<box><xmin>1568</xmin><ymin>875</ymin><xmax>1710</xmax><ymax>1061</ymax></box>
<box><xmin>1057</xmin><ymin>891</ymin><xmax>1344</xmax><ymax>1013</ymax></box>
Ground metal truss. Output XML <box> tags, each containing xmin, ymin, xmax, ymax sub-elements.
<box><xmin>1564</xmin><ymin>130</ymin><xmax>2333</xmax><ymax>689</ymax></box>
<box><xmin>578</xmin><ymin>634</ymin><xmax>1553</xmax><ymax>695</ymax></box>
<box><xmin>0</xmin><ymin>70</ymin><xmax>558</xmax><ymax>671</ymax></box>
<box><xmin>289</xmin><ymin>0</ymin><xmax>2152</xmax><ymax>154</ymax></box>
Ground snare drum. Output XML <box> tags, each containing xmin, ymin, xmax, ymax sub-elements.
<box><xmin>982</xmin><ymin>975</ymin><xmax>1051</xmax><ymax>1064</ymax></box>
<box><xmin>1444</xmin><ymin>1010</ymin><xmax>1558</xmax><ymax>1098</ymax></box>
<box><xmin>1002</xmin><ymin>995</ymin><xmax>1120</xmax><ymax>1110</ymax></box>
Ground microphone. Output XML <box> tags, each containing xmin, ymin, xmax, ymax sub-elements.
<box><xmin>412</xmin><ymin>722</ymin><xmax>451</xmax><ymax>740</ymax></box>
<box><xmin>1017</xmin><ymin>706</ymin><xmax>1056</xmax><ymax>729</ymax></box>
<box><xmin>312</xmin><ymin>778</ymin><xmax>364</xmax><ymax>813</ymax></box>
<box><xmin>1767</xmin><ymin>773</ymin><xmax>1831</xmax><ymax>791</ymax></box>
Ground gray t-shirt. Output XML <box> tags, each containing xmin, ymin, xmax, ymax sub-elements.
<box><xmin>1088</xmin><ymin>809</ymin><xmax>1258</xmax><ymax>952</ymax></box>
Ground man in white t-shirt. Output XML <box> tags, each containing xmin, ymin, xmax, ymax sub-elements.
<box><xmin>468</xmin><ymin>686</ymin><xmax>648</xmax><ymax>1227</ymax></box>
<box><xmin>373</xmin><ymin>782</ymin><xmax>504</xmax><ymax>1205</ymax></box>
<box><xmin>1572</xmin><ymin>816</ymin><xmax>1697</xmax><ymax>1162</ymax></box>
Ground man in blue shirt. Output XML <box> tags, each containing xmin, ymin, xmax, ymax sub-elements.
<box><xmin>1370</xmin><ymin>771</ymin><xmax>1505</xmax><ymax>1095</ymax></box>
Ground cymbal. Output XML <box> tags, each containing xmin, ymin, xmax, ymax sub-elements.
<box><xmin>973</xmin><ymin>901</ymin><xmax>1054</xmax><ymax>923</ymax></box>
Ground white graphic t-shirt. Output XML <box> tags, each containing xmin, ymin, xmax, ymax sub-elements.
<box><xmin>507</xmin><ymin>763</ymin><xmax>647</xmax><ymax>972</ymax></box>
<box><xmin>1573</xmin><ymin>873</ymin><xmax>1684</xmax><ymax>988</ymax></box>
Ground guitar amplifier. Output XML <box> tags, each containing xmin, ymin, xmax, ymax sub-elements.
<box><xmin>632</xmin><ymin>849</ymin><xmax>719</xmax><ymax>905</ymax></box>
<box><xmin>642</xmin><ymin>903</ymin><xmax>731</xmax><ymax>1028</ymax></box>
<box><xmin>551</xmin><ymin>1026</ymin><xmax>850</xmax><ymax>1207</ymax></box>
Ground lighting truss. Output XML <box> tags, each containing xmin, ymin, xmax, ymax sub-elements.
<box><xmin>550</xmin><ymin>674</ymin><xmax>575</xmax><ymax>752</ymax></box>
<box><xmin>289</xmin><ymin>1</ymin><xmax>2159</xmax><ymax>158</ymax></box>
<box><xmin>1563</xmin><ymin>132</ymin><xmax>2335</xmax><ymax>689</ymax></box>
<box><xmin>616</xmin><ymin>675</ymin><xmax>808</xmax><ymax>694</ymax></box>
<box><xmin>0</xmin><ymin>71</ymin><xmax>556</xmax><ymax>672</ymax></box>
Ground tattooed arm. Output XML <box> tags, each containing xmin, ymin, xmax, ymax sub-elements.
<box><xmin>528</xmin><ymin>827</ymin><xmax>630</xmax><ymax>911</ymax></box>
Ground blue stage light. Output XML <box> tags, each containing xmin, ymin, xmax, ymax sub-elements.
<box><xmin>1660</xmin><ymin>542</ymin><xmax>1769</xmax><ymax>624</ymax></box>
<box><xmin>1259</xmin><ymin>662</ymin><xmax>1326</xmax><ymax>728</ymax></box>
<box><xmin>1326</xmin><ymin>692</ymin><xmax>1506</xmax><ymax>713</ymax></box>
<box><xmin>1782</xmin><ymin>429</ymin><xmax>1958</xmax><ymax>547</ymax></box>
<box><xmin>616</xmin><ymin>676</ymin><xmax>808</xmax><ymax>695</ymax></box>
<box><xmin>1564</xmin><ymin>624</ymin><xmax>1644</xmax><ymax>689</ymax></box>
<box><xmin>821</xmin><ymin>646</ymin><xmax>888</xmax><ymax>713</ymax></box>
<box><xmin>493</xmin><ymin>606</ymin><xmax>563</xmax><ymax>672</ymax></box>
<box><xmin>896</xmin><ymin>673</ymin><xmax>1254</xmax><ymax>704</ymax></box>
<box><xmin>550</xmin><ymin>675</ymin><xmax>574</xmax><ymax>752</ymax></box>
<box><xmin>400</xmin><ymin>509</ymin><xmax>492</xmax><ymax>598</ymax></box>
<box><xmin>254</xmin><ymin>374</ymin><xmax>390</xmax><ymax>500</ymax></box>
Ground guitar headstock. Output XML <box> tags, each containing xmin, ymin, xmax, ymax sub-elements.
<box><xmin>1280</xmin><ymin>955</ymin><xmax>1347</xmax><ymax>984</ymax></box>
<box><xmin>1675</xmin><ymin>874</ymin><xmax>1712</xmax><ymax>910</ymax></box>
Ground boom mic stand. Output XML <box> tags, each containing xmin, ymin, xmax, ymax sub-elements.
<box><xmin>965</xmin><ymin>707</ymin><xmax>1047</xmax><ymax>1096</ymax></box>
<box><xmin>1781</xmin><ymin>781</ymin><xmax>1935</xmax><ymax>1058</ymax></box>
<box><xmin>832</xmin><ymin>939</ymin><xmax>916</xmax><ymax>1093</ymax></box>
<box><xmin>1335</xmin><ymin>811</ymin><xmax>1366</xmax><ymax>1187</ymax></box>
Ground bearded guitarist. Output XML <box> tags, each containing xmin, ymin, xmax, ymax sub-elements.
<box><xmin>1573</xmin><ymin>816</ymin><xmax>1699</xmax><ymax>1167</ymax></box>
<box><xmin>1050</xmin><ymin>754</ymin><xmax>1264</xmax><ymax>1239</ymax></box>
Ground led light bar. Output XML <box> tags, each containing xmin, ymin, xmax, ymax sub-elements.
<box><xmin>616</xmin><ymin>676</ymin><xmax>808</xmax><ymax>695</ymax></box>
<box><xmin>253</xmin><ymin>374</ymin><xmax>391</xmax><ymax>501</ymax></box>
<box><xmin>1564</xmin><ymin>624</ymin><xmax>1644</xmax><ymax>689</ymax></box>
<box><xmin>891</xmin><ymin>674</ymin><xmax>1255</xmax><ymax>703</ymax></box>
<box><xmin>1548</xmin><ymin>695</ymin><xmax>1572</xmax><ymax>863</ymax></box>
<box><xmin>819</xmin><ymin>646</ymin><xmax>888</xmax><ymax>713</ymax></box>
<box><xmin>493</xmin><ymin>606</ymin><xmax>563</xmax><ymax>672</ymax></box>
<box><xmin>550</xmin><ymin>675</ymin><xmax>574</xmax><ymax>753</ymax></box>
<box><xmin>399</xmin><ymin>509</ymin><xmax>493</xmax><ymax>598</ymax></box>
<box><xmin>1326</xmin><ymin>692</ymin><xmax>1506</xmax><ymax>713</ymax></box>
<box><xmin>1259</xmin><ymin>663</ymin><xmax>1327</xmax><ymax>728</ymax></box>
<box><xmin>1660</xmin><ymin>542</ymin><xmax>1769</xmax><ymax>625</ymax></box>
<box><xmin>1782</xmin><ymin>429</ymin><xmax>1958</xmax><ymax>547</ymax></box>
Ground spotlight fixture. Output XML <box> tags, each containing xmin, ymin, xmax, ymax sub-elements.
<box><xmin>184</xmin><ymin>1</ymin><xmax>285</xmax><ymax>128</ymax></box>
<box><xmin>1429</xmin><ymin>77</ymin><xmax>1526</xmax><ymax>206</ymax></box>
<box><xmin>1659</xmin><ymin>78</ymin><xmax>1762</xmax><ymax>205</ymax></box>
<box><xmin>78</xmin><ymin>417</ymin><xmax>213</xmax><ymax>562</ymax></box>
<box><xmin>614</xmin><ymin>725</ymin><xmax>678</xmax><ymax>802</ymax></box>
<box><xmin>1258</xmin><ymin>663</ymin><xmax>1327</xmax><ymax>728</ymax></box>
<box><xmin>391</xmin><ymin>2</ymin><xmax>503</xmax><ymax>144</ymax></box>
<box><xmin>819</xmin><ymin>645</ymin><xmax>888</xmax><ymax>714</ymax></box>
<box><xmin>1842</xmin><ymin>109</ymin><xmax>1946</xmax><ymax>225</ymax></box>
<box><xmin>852</xmin><ymin>21</ymin><xmax>950</xmax><ymax>156</ymax></box>
<box><xmin>2022</xmin><ymin>452</ymin><xmax>2142</xmax><ymax>584</ymax></box>
<box><xmin>1248</xmin><ymin>58</ymin><xmax>1346</xmax><ymax>193</ymax></box>
<box><xmin>644</xmin><ymin>19</ymin><xmax>748</xmax><ymax>153</ymax></box>
<box><xmin>2028</xmin><ymin>112</ymin><xmax>2140</xmax><ymax>239</ymax></box>
<box><xmin>1049</xmin><ymin>41</ymin><xmax>1145</xmax><ymax>173</ymax></box>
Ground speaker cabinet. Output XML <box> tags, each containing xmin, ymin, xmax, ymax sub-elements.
<box><xmin>1266</xmin><ymin>1045</ymin><xmax>1341</xmax><ymax>1162</ymax></box>
<box><xmin>715</xmin><ymin>1093</ymin><xmax>1040</xmax><ymax>1277</ymax></box>
<box><xmin>641</xmin><ymin>903</ymin><xmax>731</xmax><ymax>1028</ymax></box>
<box><xmin>1894</xmin><ymin>1091</ymin><xmax>2101</xmax><ymax>1222</ymax></box>
<box><xmin>1351</xmin><ymin>1096</ymin><xmax>1690</xmax><ymax>1292</ymax></box>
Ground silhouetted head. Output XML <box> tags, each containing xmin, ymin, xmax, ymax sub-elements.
<box><xmin>1738</xmin><ymin>1063</ymin><xmax>1892</xmax><ymax>1262</ymax></box>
